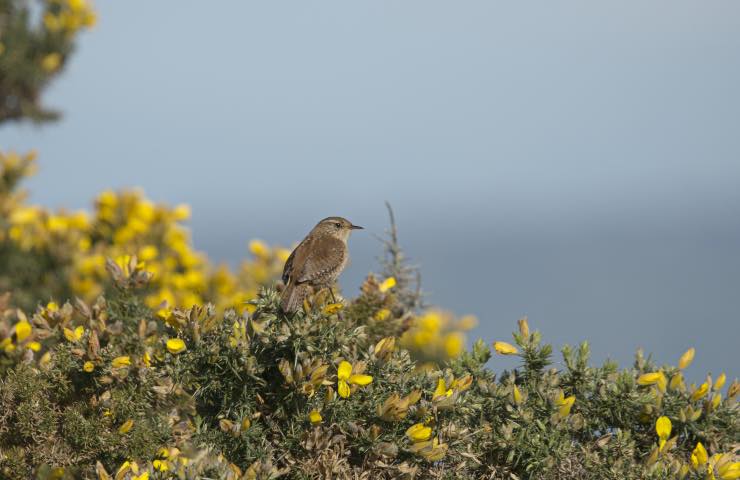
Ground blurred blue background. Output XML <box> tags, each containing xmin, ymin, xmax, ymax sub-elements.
<box><xmin>2</xmin><ymin>1</ymin><xmax>739</xmax><ymax>380</ymax></box>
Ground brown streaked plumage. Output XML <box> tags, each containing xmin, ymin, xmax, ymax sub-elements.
<box><xmin>280</xmin><ymin>216</ymin><xmax>363</xmax><ymax>313</ymax></box>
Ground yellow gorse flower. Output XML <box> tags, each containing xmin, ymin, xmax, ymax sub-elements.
<box><xmin>406</xmin><ymin>423</ymin><xmax>432</xmax><ymax>442</ymax></box>
<box><xmin>637</xmin><ymin>371</ymin><xmax>667</xmax><ymax>392</ymax></box>
<box><xmin>714</xmin><ymin>372</ymin><xmax>726</xmax><ymax>391</ymax></box>
<box><xmin>249</xmin><ymin>239</ymin><xmax>269</xmax><ymax>258</ymax></box>
<box><xmin>378</xmin><ymin>276</ymin><xmax>396</xmax><ymax>293</ymax></box>
<box><xmin>117</xmin><ymin>460</ymin><xmax>138</xmax><ymax>477</ymax></box>
<box><xmin>399</xmin><ymin>309</ymin><xmax>472</xmax><ymax>362</ymax></box>
<box><xmin>142</xmin><ymin>351</ymin><xmax>152</xmax><ymax>368</ymax></box>
<box><xmin>40</xmin><ymin>53</ymin><xmax>62</xmax><ymax>72</ymax></box>
<box><xmin>83</xmin><ymin>361</ymin><xmax>94</xmax><ymax>372</ymax></box>
<box><xmin>493</xmin><ymin>341</ymin><xmax>518</xmax><ymax>355</ymax></box>
<box><xmin>655</xmin><ymin>416</ymin><xmax>671</xmax><ymax>451</ymax></box>
<box><xmin>374</xmin><ymin>308</ymin><xmax>391</xmax><ymax>321</ymax></box>
<box><xmin>678</xmin><ymin>347</ymin><xmax>695</xmax><ymax>369</ymax></box>
<box><xmin>309</xmin><ymin>410</ymin><xmax>322</xmax><ymax>425</ymax></box>
<box><xmin>336</xmin><ymin>360</ymin><xmax>373</xmax><ymax>398</ymax></box>
<box><xmin>166</xmin><ymin>338</ymin><xmax>186</xmax><ymax>354</ymax></box>
<box><xmin>322</xmin><ymin>302</ymin><xmax>344</xmax><ymax>315</ymax></box>
<box><xmin>692</xmin><ymin>381</ymin><xmax>710</xmax><ymax>401</ymax></box>
<box><xmin>118</xmin><ymin>419</ymin><xmax>134</xmax><ymax>434</ymax></box>
<box><xmin>717</xmin><ymin>460</ymin><xmax>740</xmax><ymax>480</ymax></box>
<box><xmin>433</xmin><ymin>378</ymin><xmax>453</xmax><ymax>400</ymax></box>
<box><xmin>637</xmin><ymin>371</ymin><xmax>664</xmax><ymax>385</ymax></box>
<box><xmin>409</xmin><ymin>436</ymin><xmax>448</xmax><ymax>461</ymax></box>
<box><xmin>443</xmin><ymin>332</ymin><xmax>465</xmax><ymax>358</ymax></box>
<box><xmin>111</xmin><ymin>356</ymin><xmax>131</xmax><ymax>368</ymax></box>
<box><xmin>63</xmin><ymin>325</ymin><xmax>84</xmax><ymax>342</ymax></box>
<box><xmin>15</xmin><ymin>320</ymin><xmax>33</xmax><ymax>342</ymax></box>
<box><xmin>669</xmin><ymin>372</ymin><xmax>685</xmax><ymax>391</ymax></box>
<box><xmin>692</xmin><ymin>442</ymin><xmax>708</xmax><ymax>469</ymax></box>
<box><xmin>554</xmin><ymin>391</ymin><xmax>576</xmax><ymax>418</ymax></box>
<box><xmin>512</xmin><ymin>384</ymin><xmax>523</xmax><ymax>405</ymax></box>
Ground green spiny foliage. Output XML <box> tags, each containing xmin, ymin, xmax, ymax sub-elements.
<box><xmin>0</xmin><ymin>259</ymin><xmax>737</xmax><ymax>479</ymax></box>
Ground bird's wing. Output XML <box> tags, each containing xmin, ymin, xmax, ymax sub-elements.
<box><xmin>281</xmin><ymin>240</ymin><xmax>301</xmax><ymax>284</ymax></box>
<box><xmin>282</xmin><ymin>234</ymin><xmax>316</xmax><ymax>284</ymax></box>
<box><xmin>295</xmin><ymin>236</ymin><xmax>346</xmax><ymax>284</ymax></box>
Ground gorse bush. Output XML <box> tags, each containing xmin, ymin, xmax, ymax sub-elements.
<box><xmin>0</xmin><ymin>152</ymin><xmax>737</xmax><ymax>480</ymax></box>
<box><xmin>2</xmin><ymin>1</ymin><xmax>737</xmax><ymax>478</ymax></box>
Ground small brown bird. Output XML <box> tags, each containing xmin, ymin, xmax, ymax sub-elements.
<box><xmin>280</xmin><ymin>216</ymin><xmax>363</xmax><ymax>313</ymax></box>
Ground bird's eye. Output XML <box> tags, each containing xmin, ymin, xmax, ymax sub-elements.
<box><xmin>334</xmin><ymin>222</ymin><xmax>341</xmax><ymax>228</ymax></box>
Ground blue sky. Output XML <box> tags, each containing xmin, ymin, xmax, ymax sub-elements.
<box><xmin>3</xmin><ymin>0</ymin><xmax>739</xmax><ymax>379</ymax></box>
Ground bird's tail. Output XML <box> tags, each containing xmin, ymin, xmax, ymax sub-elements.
<box><xmin>280</xmin><ymin>283</ymin><xmax>311</xmax><ymax>313</ymax></box>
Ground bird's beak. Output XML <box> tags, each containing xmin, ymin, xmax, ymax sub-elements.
<box><xmin>350</xmin><ymin>225</ymin><xmax>364</xmax><ymax>230</ymax></box>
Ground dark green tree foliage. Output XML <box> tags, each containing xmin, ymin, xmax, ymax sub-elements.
<box><xmin>0</xmin><ymin>0</ymin><xmax>95</xmax><ymax>123</ymax></box>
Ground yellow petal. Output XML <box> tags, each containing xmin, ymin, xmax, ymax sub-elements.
<box><xmin>433</xmin><ymin>378</ymin><xmax>448</xmax><ymax>399</ymax></box>
<box><xmin>655</xmin><ymin>416</ymin><xmax>671</xmax><ymax>440</ymax></box>
<box><xmin>83</xmin><ymin>361</ymin><xmax>95</xmax><ymax>372</ymax></box>
<box><xmin>117</xmin><ymin>461</ymin><xmax>131</xmax><ymax>476</ymax></box>
<box><xmin>338</xmin><ymin>380</ymin><xmax>350</xmax><ymax>398</ymax></box>
<box><xmin>322</xmin><ymin>302</ymin><xmax>344</xmax><ymax>315</ymax></box>
<box><xmin>166</xmin><ymin>338</ymin><xmax>186</xmax><ymax>354</ymax></box>
<box><xmin>118</xmin><ymin>419</ymin><xmax>134</xmax><ymax>434</ymax></box>
<box><xmin>374</xmin><ymin>308</ymin><xmax>391</xmax><ymax>321</ymax></box>
<box><xmin>678</xmin><ymin>347</ymin><xmax>695</xmax><ymax>369</ymax></box>
<box><xmin>309</xmin><ymin>410</ymin><xmax>322</xmax><ymax>424</ymax></box>
<box><xmin>669</xmin><ymin>373</ymin><xmax>684</xmax><ymax>391</ymax></box>
<box><xmin>112</xmin><ymin>356</ymin><xmax>131</xmax><ymax>368</ymax></box>
<box><xmin>691</xmin><ymin>382</ymin><xmax>709</xmax><ymax>401</ymax></box>
<box><xmin>512</xmin><ymin>385</ymin><xmax>523</xmax><ymax>404</ymax></box>
<box><xmin>27</xmin><ymin>341</ymin><xmax>41</xmax><ymax>352</ymax></box>
<box><xmin>406</xmin><ymin>423</ymin><xmax>432</xmax><ymax>442</ymax></box>
<box><xmin>557</xmin><ymin>395</ymin><xmax>576</xmax><ymax>417</ymax></box>
<box><xmin>63</xmin><ymin>328</ymin><xmax>76</xmax><ymax>342</ymax></box>
<box><xmin>74</xmin><ymin>325</ymin><xmax>84</xmax><ymax>340</ymax></box>
<box><xmin>443</xmin><ymin>332</ymin><xmax>465</xmax><ymax>358</ymax></box>
<box><xmin>656</xmin><ymin>374</ymin><xmax>667</xmax><ymax>393</ymax></box>
<box><xmin>15</xmin><ymin>320</ymin><xmax>32</xmax><ymax>342</ymax></box>
<box><xmin>348</xmin><ymin>374</ymin><xmax>373</xmax><ymax>386</ymax></box>
<box><xmin>172</xmin><ymin>204</ymin><xmax>191</xmax><ymax>221</ymax></box>
<box><xmin>718</xmin><ymin>462</ymin><xmax>740</xmax><ymax>480</ymax></box>
<box><xmin>379</xmin><ymin>277</ymin><xmax>396</xmax><ymax>292</ymax></box>
<box><xmin>40</xmin><ymin>351</ymin><xmax>52</xmax><ymax>366</ymax></box>
<box><xmin>714</xmin><ymin>372</ymin><xmax>726</xmax><ymax>391</ymax></box>
<box><xmin>337</xmin><ymin>361</ymin><xmax>352</xmax><ymax>381</ymax></box>
<box><xmin>637</xmin><ymin>372</ymin><xmax>664</xmax><ymax>385</ymax></box>
<box><xmin>493</xmin><ymin>341</ymin><xmax>518</xmax><ymax>355</ymax></box>
<box><xmin>248</xmin><ymin>239</ymin><xmax>269</xmax><ymax>258</ymax></box>
<box><xmin>691</xmin><ymin>442</ymin><xmax>708</xmax><ymax>467</ymax></box>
